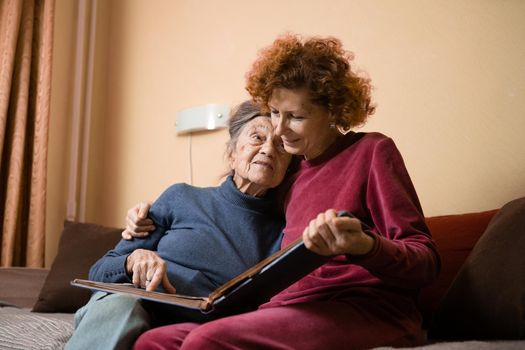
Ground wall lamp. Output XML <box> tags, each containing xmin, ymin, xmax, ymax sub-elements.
<box><xmin>176</xmin><ymin>104</ymin><xmax>230</xmax><ymax>134</ymax></box>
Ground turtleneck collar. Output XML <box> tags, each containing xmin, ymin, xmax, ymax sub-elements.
<box><xmin>217</xmin><ymin>176</ymin><xmax>276</xmax><ymax>212</ymax></box>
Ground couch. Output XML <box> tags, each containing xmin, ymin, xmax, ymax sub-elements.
<box><xmin>1</xmin><ymin>197</ymin><xmax>524</xmax><ymax>349</ymax></box>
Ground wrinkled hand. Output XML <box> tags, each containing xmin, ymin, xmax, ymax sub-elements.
<box><xmin>122</xmin><ymin>202</ymin><xmax>155</xmax><ymax>240</ymax></box>
<box><xmin>126</xmin><ymin>249</ymin><xmax>176</xmax><ymax>293</ymax></box>
<box><xmin>302</xmin><ymin>209</ymin><xmax>375</xmax><ymax>256</ymax></box>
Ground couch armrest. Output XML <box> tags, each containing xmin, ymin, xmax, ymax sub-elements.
<box><xmin>0</xmin><ymin>267</ymin><xmax>49</xmax><ymax>308</ymax></box>
<box><xmin>418</xmin><ymin>209</ymin><xmax>498</xmax><ymax>324</ymax></box>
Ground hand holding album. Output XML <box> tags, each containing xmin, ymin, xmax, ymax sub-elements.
<box><xmin>303</xmin><ymin>209</ymin><xmax>374</xmax><ymax>256</ymax></box>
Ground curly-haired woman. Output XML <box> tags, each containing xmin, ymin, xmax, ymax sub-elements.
<box><xmin>133</xmin><ymin>34</ymin><xmax>441</xmax><ymax>350</ymax></box>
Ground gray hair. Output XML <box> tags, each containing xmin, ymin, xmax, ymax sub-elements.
<box><xmin>226</xmin><ymin>100</ymin><xmax>270</xmax><ymax>159</ymax></box>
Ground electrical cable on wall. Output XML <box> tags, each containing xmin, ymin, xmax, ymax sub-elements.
<box><xmin>189</xmin><ymin>133</ymin><xmax>193</xmax><ymax>185</ymax></box>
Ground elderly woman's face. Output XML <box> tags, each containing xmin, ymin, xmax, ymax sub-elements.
<box><xmin>230</xmin><ymin>116</ymin><xmax>291</xmax><ymax>196</ymax></box>
<box><xmin>269</xmin><ymin>88</ymin><xmax>339</xmax><ymax>160</ymax></box>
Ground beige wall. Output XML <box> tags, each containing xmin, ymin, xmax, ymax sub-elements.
<box><xmin>47</xmin><ymin>0</ymin><xmax>525</xmax><ymax>265</ymax></box>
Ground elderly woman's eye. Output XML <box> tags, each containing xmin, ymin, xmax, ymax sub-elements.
<box><xmin>251</xmin><ymin>134</ymin><xmax>264</xmax><ymax>143</ymax></box>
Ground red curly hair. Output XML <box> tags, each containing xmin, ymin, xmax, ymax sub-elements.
<box><xmin>245</xmin><ymin>33</ymin><xmax>375</xmax><ymax>130</ymax></box>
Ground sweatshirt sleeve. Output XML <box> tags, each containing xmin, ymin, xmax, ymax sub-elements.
<box><xmin>350</xmin><ymin>137</ymin><xmax>441</xmax><ymax>288</ymax></box>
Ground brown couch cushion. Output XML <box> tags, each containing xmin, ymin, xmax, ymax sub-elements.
<box><xmin>32</xmin><ymin>221</ymin><xmax>122</xmax><ymax>313</ymax></box>
<box><xmin>0</xmin><ymin>267</ymin><xmax>49</xmax><ymax>308</ymax></box>
<box><xmin>431</xmin><ymin>197</ymin><xmax>525</xmax><ymax>339</ymax></box>
<box><xmin>418</xmin><ymin>209</ymin><xmax>498</xmax><ymax>323</ymax></box>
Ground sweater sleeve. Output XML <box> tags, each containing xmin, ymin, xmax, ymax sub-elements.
<box><xmin>88</xmin><ymin>188</ymin><xmax>173</xmax><ymax>283</ymax></box>
<box><xmin>88</xmin><ymin>229</ymin><xmax>167</xmax><ymax>283</ymax></box>
<box><xmin>351</xmin><ymin>137</ymin><xmax>441</xmax><ymax>289</ymax></box>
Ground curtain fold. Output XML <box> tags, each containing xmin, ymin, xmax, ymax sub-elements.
<box><xmin>0</xmin><ymin>0</ymin><xmax>55</xmax><ymax>267</ymax></box>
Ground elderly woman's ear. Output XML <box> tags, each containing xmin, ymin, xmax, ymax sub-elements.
<box><xmin>226</xmin><ymin>145</ymin><xmax>235</xmax><ymax>171</ymax></box>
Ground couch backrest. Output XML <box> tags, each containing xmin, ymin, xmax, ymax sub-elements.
<box><xmin>418</xmin><ymin>209</ymin><xmax>498</xmax><ymax>324</ymax></box>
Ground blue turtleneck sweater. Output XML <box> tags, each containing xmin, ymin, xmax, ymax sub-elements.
<box><xmin>89</xmin><ymin>177</ymin><xmax>284</xmax><ymax>296</ymax></box>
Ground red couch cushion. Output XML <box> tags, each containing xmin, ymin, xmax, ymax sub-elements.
<box><xmin>432</xmin><ymin>198</ymin><xmax>525</xmax><ymax>339</ymax></box>
<box><xmin>418</xmin><ymin>209</ymin><xmax>498</xmax><ymax>323</ymax></box>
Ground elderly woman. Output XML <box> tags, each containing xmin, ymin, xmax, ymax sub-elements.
<box><xmin>64</xmin><ymin>100</ymin><xmax>291</xmax><ymax>350</ymax></box>
<box><xmin>133</xmin><ymin>34</ymin><xmax>441</xmax><ymax>350</ymax></box>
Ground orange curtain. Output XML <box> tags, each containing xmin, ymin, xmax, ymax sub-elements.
<box><xmin>0</xmin><ymin>0</ymin><xmax>54</xmax><ymax>267</ymax></box>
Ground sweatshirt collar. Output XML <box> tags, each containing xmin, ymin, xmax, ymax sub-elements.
<box><xmin>300</xmin><ymin>132</ymin><xmax>362</xmax><ymax>168</ymax></box>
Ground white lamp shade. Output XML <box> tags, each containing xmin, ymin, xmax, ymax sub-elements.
<box><xmin>176</xmin><ymin>104</ymin><xmax>230</xmax><ymax>134</ymax></box>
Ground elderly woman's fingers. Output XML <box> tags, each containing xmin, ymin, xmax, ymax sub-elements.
<box><xmin>131</xmin><ymin>262</ymin><xmax>142</xmax><ymax>288</ymax></box>
<box><xmin>133</xmin><ymin>261</ymin><xmax>150</xmax><ymax>288</ymax></box>
<box><xmin>128</xmin><ymin>250</ymin><xmax>147</xmax><ymax>287</ymax></box>
<box><xmin>146</xmin><ymin>266</ymin><xmax>176</xmax><ymax>294</ymax></box>
<box><xmin>162</xmin><ymin>274</ymin><xmax>177</xmax><ymax>294</ymax></box>
<box><xmin>145</xmin><ymin>270</ymin><xmax>160</xmax><ymax>292</ymax></box>
<box><xmin>127</xmin><ymin>249</ymin><xmax>173</xmax><ymax>291</ymax></box>
<box><xmin>145</xmin><ymin>260</ymin><xmax>166</xmax><ymax>292</ymax></box>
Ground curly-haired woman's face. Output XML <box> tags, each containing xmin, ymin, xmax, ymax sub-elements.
<box><xmin>269</xmin><ymin>88</ymin><xmax>340</xmax><ymax>160</ymax></box>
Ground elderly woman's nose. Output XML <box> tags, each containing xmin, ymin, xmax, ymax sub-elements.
<box><xmin>259</xmin><ymin>139</ymin><xmax>275</xmax><ymax>156</ymax></box>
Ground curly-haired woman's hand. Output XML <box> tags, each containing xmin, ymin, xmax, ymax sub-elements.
<box><xmin>122</xmin><ymin>201</ymin><xmax>156</xmax><ymax>240</ymax></box>
<box><xmin>302</xmin><ymin>209</ymin><xmax>375</xmax><ymax>256</ymax></box>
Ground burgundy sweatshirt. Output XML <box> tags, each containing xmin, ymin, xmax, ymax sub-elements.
<box><xmin>263</xmin><ymin>132</ymin><xmax>440</xmax><ymax>308</ymax></box>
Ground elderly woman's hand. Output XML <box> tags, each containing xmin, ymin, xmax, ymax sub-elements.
<box><xmin>302</xmin><ymin>209</ymin><xmax>375</xmax><ymax>257</ymax></box>
<box><xmin>125</xmin><ymin>249</ymin><xmax>177</xmax><ymax>293</ymax></box>
<box><xmin>122</xmin><ymin>202</ymin><xmax>156</xmax><ymax>240</ymax></box>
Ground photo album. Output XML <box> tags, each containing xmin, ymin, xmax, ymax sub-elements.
<box><xmin>72</xmin><ymin>211</ymin><xmax>352</xmax><ymax>319</ymax></box>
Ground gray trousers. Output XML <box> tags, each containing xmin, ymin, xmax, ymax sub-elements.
<box><xmin>64</xmin><ymin>292</ymin><xmax>152</xmax><ymax>350</ymax></box>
